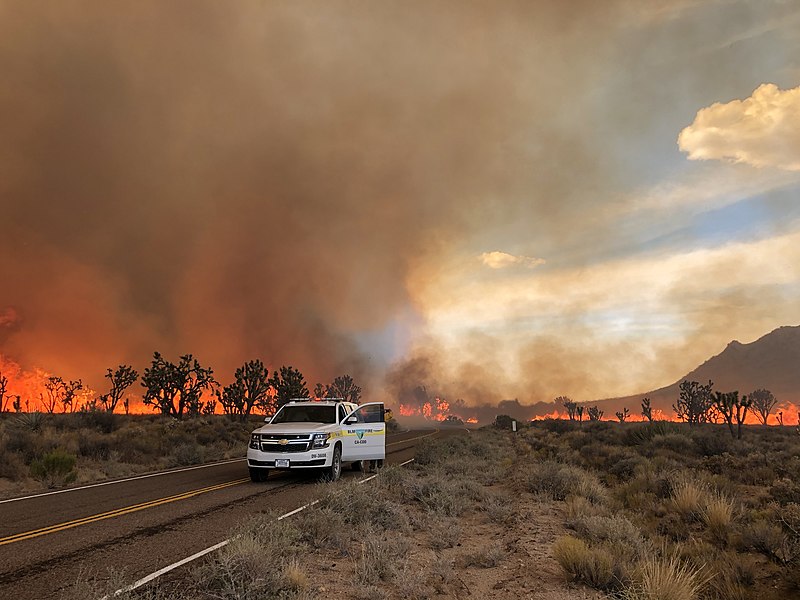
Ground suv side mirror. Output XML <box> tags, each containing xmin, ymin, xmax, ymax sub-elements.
<box><xmin>345</xmin><ymin>416</ymin><xmax>358</xmax><ymax>425</ymax></box>
<box><xmin>264</xmin><ymin>415</ymin><xmax>274</xmax><ymax>423</ymax></box>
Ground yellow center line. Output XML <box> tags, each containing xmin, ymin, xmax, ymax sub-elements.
<box><xmin>0</xmin><ymin>477</ymin><xmax>249</xmax><ymax>546</ymax></box>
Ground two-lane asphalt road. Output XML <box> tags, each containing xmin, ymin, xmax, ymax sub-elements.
<box><xmin>0</xmin><ymin>428</ymin><xmax>442</xmax><ymax>599</ymax></box>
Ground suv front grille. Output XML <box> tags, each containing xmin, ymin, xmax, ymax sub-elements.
<box><xmin>260</xmin><ymin>442</ymin><xmax>311</xmax><ymax>453</ymax></box>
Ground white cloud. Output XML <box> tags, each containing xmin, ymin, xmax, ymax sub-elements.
<box><xmin>479</xmin><ymin>251</ymin><xmax>546</xmax><ymax>270</ymax></box>
<box><xmin>678</xmin><ymin>83</ymin><xmax>800</xmax><ymax>171</ymax></box>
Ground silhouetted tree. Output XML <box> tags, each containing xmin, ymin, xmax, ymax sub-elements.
<box><xmin>0</xmin><ymin>372</ymin><xmax>7</xmax><ymax>413</ymax></box>
<box><xmin>615</xmin><ymin>408</ymin><xmax>630</xmax><ymax>423</ymax></box>
<box><xmin>43</xmin><ymin>377</ymin><xmax>64</xmax><ymax>413</ymax></box>
<box><xmin>673</xmin><ymin>380</ymin><xmax>715</xmax><ymax>426</ymax></box>
<box><xmin>268</xmin><ymin>365</ymin><xmax>308</xmax><ymax>408</ymax></box>
<box><xmin>61</xmin><ymin>379</ymin><xmax>82</xmax><ymax>413</ymax></box>
<box><xmin>712</xmin><ymin>390</ymin><xmax>751</xmax><ymax>439</ymax></box>
<box><xmin>218</xmin><ymin>360</ymin><xmax>271</xmax><ymax>418</ymax></box>
<box><xmin>576</xmin><ymin>405</ymin><xmax>585</xmax><ymax>423</ymax></box>
<box><xmin>313</xmin><ymin>383</ymin><xmax>326</xmax><ymax>398</ymax></box>
<box><xmin>587</xmin><ymin>406</ymin><xmax>604</xmax><ymax>421</ymax></box>
<box><xmin>99</xmin><ymin>365</ymin><xmax>138</xmax><ymax>413</ymax></box>
<box><xmin>141</xmin><ymin>352</ymin><xmax>216</xmax><ymax>419</ymax></box>
<box><xmin>641</xmin><ymin>397</ymin><xmax>653</xmax><ymax>423</ymax></box>
<box><xmin>327</xmin><ymin>374</ymin><xmax>362</xmax><ymax>404</ymax></box>
<box><xmin>12</xmin><ymin>395</ymin><xmax>21</xmax><ymax>412</ymax></box>
<box><xmin>749</xmin><ymin>389</ymin><xmax>777</xmax><ymax>426</ymax></box>
<box><xmin>557</xmin><ymin>396</ymin><xmax>577</xmax><ymax>420</ymax></box>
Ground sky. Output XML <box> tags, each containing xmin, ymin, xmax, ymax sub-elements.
<box><xmin>1</xmin><ymin>0</ymin><xmax>799</xmax><ymax>407</ymax></box>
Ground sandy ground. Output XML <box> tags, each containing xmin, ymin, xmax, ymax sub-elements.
<box><xmin>302</xmin><ymin>485</ymin><xmax>606</xmax><ymax>600</ymax></box>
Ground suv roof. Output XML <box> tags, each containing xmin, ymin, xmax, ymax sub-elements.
<box><xmin>285</xmin><ymin>398</ymin><xmax>349</xmax><ymax>406</ymax></box>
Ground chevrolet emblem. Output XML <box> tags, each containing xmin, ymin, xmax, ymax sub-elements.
<box><xmin>278</xmin><ymin>439</ymin><xmax>289</xmax><ymax>445</ymax></box>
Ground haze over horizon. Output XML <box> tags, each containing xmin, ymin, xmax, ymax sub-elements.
<box><xmin>2</xmin><ymin>1</ymin><xmax>800</xmax><ymax>407</ymax></box>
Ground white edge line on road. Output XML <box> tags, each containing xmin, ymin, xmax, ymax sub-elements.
<box><xmin>105</xmin><ymin>457</ymin><xmax>417</xmax><ymax>599</ymax></box>
<box><xmin>0</xmin><ymin>458</ymin><xmax>247</xmax><ymax>505</ymax></box>
<box><xmin>3</xmin><ymin>431</ymin><xmax>421</xmax><ymax>506</ymax></box>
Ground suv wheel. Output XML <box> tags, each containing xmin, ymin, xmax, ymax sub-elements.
<box><xmin>322</xmin><ymin>445</ymin><xmax>342</xmax><ymax>482</ymax></box>
<box><xmin>249</xmin><ymin>467</ymin><xmax>268</xmax><ymax>482</ymax></box>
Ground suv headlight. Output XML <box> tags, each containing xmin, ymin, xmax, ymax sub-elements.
<box><xmin>312</xmin><ymin>433</ymin><xmax>330</xmax><ymax>448</ymax></box>
<box><xmin>249</xmin><ymin>434</ymin><xmax>260</xmax><ymax>450</ymax></box>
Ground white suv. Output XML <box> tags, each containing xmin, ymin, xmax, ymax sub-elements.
<box><xmin>247</xmin><ymin>399</ymin><xmax>386</xmax><ymax>482</ymax></box>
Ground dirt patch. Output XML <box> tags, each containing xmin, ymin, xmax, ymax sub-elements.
<box><xmin>294</xmin><ymin>481</ymin><xmax>604</xmax><ymax>599</ymax></box>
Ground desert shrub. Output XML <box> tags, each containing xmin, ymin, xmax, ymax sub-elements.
<box><xmin>609</xmin><ymin>455</ymin><xmax>648</xmax><ymax>482</ymax></box>
<box><xmin>552</xmin><ymin>536</ymin><xmax>621</xmax><ymax>590</ymax></box>
<box><xmin>701</xmin><ymin>493</ymin><xmax>735</xmax><ymax>544</ymax></box>
<box><xmin>78</xmin><ymin>410</ymin><xmax>119</xmax><ymax>434</ymax></box>
<box><xmin>534</xmin><ymin>418</ymin><xmax>578</xmax><ymax>434</ymax></box>
<box><xmin>191</xmin><ymin>516</ymin><xmax>303</xmax><ymax>599</ymax></box>
<box><xmin>77</xmin><ymin>431</ymin><xmax>111</xmax><ymax>460</ymax></box>
<box><xmin>622</xmin><ymin>553</ymin><xmax>709</xmax><ymax>600</ymax></box>
<box><xmin>523</xmin><ymin>460</ymin><xmax>607</xmax><ymax>504</ymax></box>
<box><xmin>569</xmin><ymin>514</ymin><xmax>650</xmax><ymax>560</ymax></box>
<box><xmin>459</xmin><ymin>542</ymin><xmax>506</xmax><ymax>568</ymax></box>
<box><xmin>625</xmin><ymin>421</ymin><xmax>680</xmax><ymax>446</ymax></box>
<box><xmin>691</xmin><ymin>429</ymin><xmax>732</xmax><ymax>457</ymax></box>
<box><xmin>669</xmin><ymin>476</ymin><xmax>708</xmax><ymax>521</ymax></box>
<box><xmin>739</xmin><ymin>519</ymin><xmax>788</xmax><ymax>563</ymax></box>
<box><xmin>5</xmin><ymin>427</ymin><xmax>51</xmax><ymax>462</ymax></box>
<box><xmin>355</xmin><ymin>530</ymin><xmax>410</xmax><ymax>584</ymax></box>
<box><xmin>30</xmin><ymin>449</ymin><xmax>77</xmax><ymax>488</ymax></box>
<box><xmin>769</xmin><ymin>477</ymin><xmax>800</xmax><ymax>505</ymax></box>
<box><xmin>320</xmin><ymin>479</ymin><xmax>410</xmax><ymax>531</ymax></box>
<box><xmin>427</xmin><ymin>519</ymin><xmax>462</xmax><ymax>550</ymax></box>
<box><xmin>294</xmin><ymin>507</ymin><xmax>349</xmax><ymax>553</ymax></box>
<box><xmin>169</xmin><ymin>443</ymin><xmax>204</xmax><ymax>467</ymax></box>
<box><xmin>13</xmin><ymin>411</ymin><xmax>46</xmax><ymax>432</ymax></box>
<box><xmin>0</xmin><ymin>450</ymin><xmax>27</xmax><ymax>480</ymax></box>
<box><xmin>406</xmin><ymin>474</ymin><xmax>470</xmax><ymax>516</ymax></box>
<box><xmin>649</xmin><ymin>433</ymin><xmax>696</xmax><ymax>456</ymax></box>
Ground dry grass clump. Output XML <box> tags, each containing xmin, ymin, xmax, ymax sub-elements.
<box><xmin>552</xmin><ymin>535</ymin><xmax>619</xmax><ymax>590</ymax></box>
<box><xmin>355</xmin><ymin>532</ymin><xmax>411</xmax><ymax>585</ymax></box>
<box><xmin>622</xmin><ymin>553</ymin><xmax>709</xmax><ymax>600</ymax></box>
<box><xmin>523</xmin><ymin>460</ymin><xmax>607</xmax><ymax>504</ymax></box>
<box><xmin>459</xmin><ymin>542</ymin><xmax>506</xmax><ymax>568</ymax></box>
<box><xmin>669</xmin><ymin>476</ymin><xmax>708</xmax><ymax>521</ymax></box>
<box><xmin>568</xmin><ymin>513</ymin><xmax>650</xmax><ymax>560</ymax></box>
<box><xmin>701</xmin><ymin>492</ymin><xmax>735</xmax><ymax>543</ymax></box>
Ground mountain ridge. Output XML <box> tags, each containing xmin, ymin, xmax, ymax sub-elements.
<box><xmin>585</xmin><ymin>325</ymin><xmax>800</xmax><ymax>417</ymax></box>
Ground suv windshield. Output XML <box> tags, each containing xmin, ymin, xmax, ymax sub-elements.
<box><xmin>271</xmin><ymin>405</ymin><xmax>337</xmax><ymax>424</ymax></box>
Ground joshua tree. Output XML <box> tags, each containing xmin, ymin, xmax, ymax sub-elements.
<box><xmin>268</xmin><ymin>366</ymin><xmax>309</xmax><ymax>409</ymax></box>
<box><xmin>326</xmin><ymin>374</ymin><xmax>362</xmax><ymax>404</ymax></box>
<box><xmin>12</xmin><ymin>395</ymin><xmax>21</xmax><ymax>412</ymax></box>
<box><xmin>641</xmin><ymin>397</ymin><xmax>653</xmax><ymax>423</ymax></box>
<box><xmin>43</xmin><ymin>377</ymin><xmax>65</xmax><ymax>413</ymax></box>
<box><xmin>777</xmin><ymin>411</ymin><xmax>784</xmax><ymax>426</ymax></box>
<box><xmin>587</xmin><ymin>406</ymin><xmax>604</xmax><ymax>421</ymax></box>
<box><xmin>99</xmin><ymin>365</ymin><xmax>138</xmax><ymax>413</ymax></box>
<box><xmin>712</xmin><ymin>390</ymin><xmax>751</xmax><ymax>439</ymax></box>
<box><xmin>218</xmin><ymin>359</ymin><xmax>271</xmax><ymax>418</ymax></box>
<box><xmin>557</xmin><ymin>396</ymin><xmax>577</xmax><ymax>421</ymax></box>
<box><xmin>0</xmin><ymin>372</ymin><xmax>8</xmax><ymax>413</ymax></box>
<box><xmin>61</xmin><ymin>380</ymin><xmax>83</xmax><ymax>413</ymax></box>
<box><xmin>673</xmin><ymin>380</ymin><xmax>715</xmax><ymax>426</ymax></box>
<box><xmin>141</xmin><ymin>352</ymin><xmax>216</xmax><ymax>419</ymax></box>
<box><xmin>615</xmin><ymin>408</ymin><xmax>630</xmax><ymax>423</ymax></box>
<box><xmin>748</xmin><ymin>389</ymin><xmax>777</xmax><ymax>425</ymax></box>
<box><xmin>576</xmin><ymin>405</ymin><xmax>585</xmax><ymax>423</ymax></box>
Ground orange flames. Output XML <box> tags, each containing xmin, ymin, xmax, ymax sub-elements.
<box><xmin>397</xmin><ymin>396</ymin><xmax>476</xmax><ymax>424</ymax></box>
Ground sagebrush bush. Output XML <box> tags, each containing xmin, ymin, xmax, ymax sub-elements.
<box><xmin>30</xmin><ymin>449</ymin><xmax>77</xmax><ymax>488</ymax></box>
<box><xmin>523</xmin><ymin>460</ymin><xmax>607</xmax><ymax>504</ymax></box>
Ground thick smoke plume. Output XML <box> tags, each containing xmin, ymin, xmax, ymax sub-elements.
<box><xmin>1</xmin><ymin>2</ymin><xmax>797</xmax><ymax>413</ymax></box>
